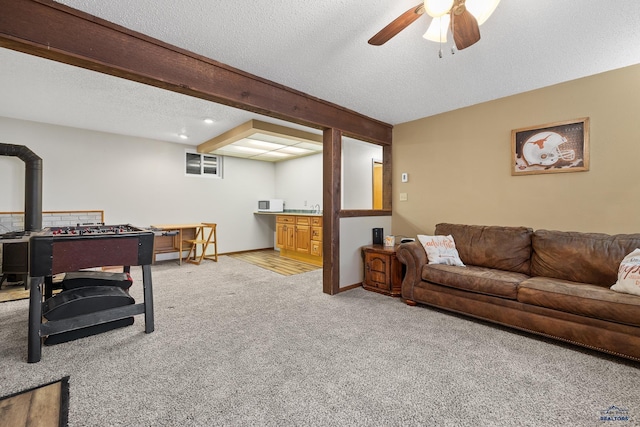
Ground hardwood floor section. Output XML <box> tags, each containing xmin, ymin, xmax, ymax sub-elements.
<box><xmin>0</xmin><ymin>279</ymin><xmax>61</xmax><ymax>303</ymax></box>
<box><xmin>0</xmin><ymin>280</ymin><xmax>30</xmax><ymax>303</ymax></box>
<box><xmin>228</xmin><ymin>249</ymin><xmax>321</xmax><ymax>276</ymax></box>
<box><xmin>0</xmin><ymin>379</ymin><xmax>65</xmax><ymax>427</ymax></box>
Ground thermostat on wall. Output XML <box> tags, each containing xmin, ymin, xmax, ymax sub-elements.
<box><xmin>401</xmin><ymin>173</ymin><xmax>408</xmax><ymax>183</ymax></box>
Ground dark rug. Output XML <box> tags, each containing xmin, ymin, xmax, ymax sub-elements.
<box><xmin>0</xmin><ymin>376</ymin><xmax>69</xmax><ymax>427</ymax></box>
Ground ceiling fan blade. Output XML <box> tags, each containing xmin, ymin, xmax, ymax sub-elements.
<box><xmin>451</xmin><ymin>5</ymin><xmax>481</xmax><ymax>50</ymax></box>
<box><xmin>368</xmin><ymin>3</ymin><xmax>425</xmax><ymax>46</ymax></box>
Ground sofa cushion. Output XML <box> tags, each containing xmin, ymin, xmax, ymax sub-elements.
<box><xmin>435</xmin><ymin>223</ymin><xmax>533</xmax><ymax>275</ymax></box>
<box><xmin>611</xmin><ymin>248</ymin><xmax>640</xmax><ymax>296</ymax></box>
<box><xmin>417</xmin><ymin>234</ymin><xmax>465</xmax><ymax>266</ymax></box>
<box><xmin>531</xmin><ymin>230</ymin><xmax>640</xmax><ymax>287</ymax></box>
<box><xmin>518</xmin><ymin>277</ymin><xmax>640</xmax><ymax>327</ymax></box>
<box><xmin>421</xmin><ymin>264</ymin><xmax>529</xmax><ymax>299</ymax></box>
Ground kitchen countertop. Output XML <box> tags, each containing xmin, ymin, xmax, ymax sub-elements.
<box><xmin>254</xmin><ymin>210</ymin><xmax>322</xmax><ymax>217</ymax></box>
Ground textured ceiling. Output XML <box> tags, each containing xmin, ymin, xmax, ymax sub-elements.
<box><xmin>1</xmin><ymin>0</ymin><xmax>640</xmax><ymax>147</ymax></box>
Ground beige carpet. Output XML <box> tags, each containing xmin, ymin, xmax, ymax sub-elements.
<box><xmin>1</xmin><ymin>257</ymin><xmax>639</xmax><ymax>426</ymax></box>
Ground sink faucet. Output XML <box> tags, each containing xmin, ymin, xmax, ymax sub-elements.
<box><xmin>313</xmin><ymin>204</ymin><xmax>321</xmax><ymax>214</ymax></box>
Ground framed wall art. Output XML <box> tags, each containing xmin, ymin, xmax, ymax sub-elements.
<box><xmin>511</xmin><ymin>117</ymin><xmax>589</xmax><ymax>176</ymax></box>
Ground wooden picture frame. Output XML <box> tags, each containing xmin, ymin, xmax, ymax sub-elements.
<box><xmin>511</xmin><ymin>118</ymin><xmax>589</xmax><ymax>176</ymax></box>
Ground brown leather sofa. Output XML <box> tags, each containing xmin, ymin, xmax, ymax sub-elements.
<box><xmin>396</xmin><ymin>223</ymin><xmax>640</xmax><ymax>361</ymax></box>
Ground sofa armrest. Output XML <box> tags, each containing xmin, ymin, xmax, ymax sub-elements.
<box><xmin>396</xmin><ymin>241</ymin><xmax>427</xmax><ymax>302</ymax></box>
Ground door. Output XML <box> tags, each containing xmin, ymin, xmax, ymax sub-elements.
<box><xmin>295</xmin><ymin>225</ymin><xmax>311</xmax><ymax>254</ymax></box>
<box><xmin>372</xmin><ymin>160</ymin><xmax>383</xmax><ymax>209</ymax></box>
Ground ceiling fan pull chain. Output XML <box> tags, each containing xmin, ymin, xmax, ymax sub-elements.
<box><xmin>438</xmin><ymin>15</ymin><xmax>445</xmax><ymax>59</ymax></box>
<box><xmin>447</xmin><ymin>12</ymin><xmax>454</xmax><ymax>57</ymax></box>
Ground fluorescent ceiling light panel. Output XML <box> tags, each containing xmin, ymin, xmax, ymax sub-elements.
<box><xmin>295</xmin><ymin>142</ymin><xmax>323</xmax><ymax>151</ymax></box>
<box><xmin>244</xmin><ymin>138</ymin><xmax>286</xmax><ymax>150</ymax></box>
<box><xmin>260</xmin><ymin>151</ymin><xmax>291</xmax><ymax>157</ymax></box>
<box><xmin>201</xmin><ymin>120</ymin><xmax>323</xmax><ymax>162</ymax></box>
<box><xmin>233</xmin><ymin>146</ymin><xmax>267</xmax><ymax>154</ymax></box>
<box><xmin>278</xmin><ymin>146</ymin><xmax>311</xmax><ymax>155</ymax></box>
<box><xmin>250</xmin><ymin>132</ymin><xmax>298</xmax><ymax>146</ymax></box>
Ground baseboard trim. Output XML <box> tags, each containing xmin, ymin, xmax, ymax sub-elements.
<box><xmin>220</xmin><ymin>247</ymin><xmax>273</xmax><ymax>256</ymax></box>
<box><xmin>338</xmin><ymin>283</ymin><xmax>361</xmax><ymax>293</ymax></box>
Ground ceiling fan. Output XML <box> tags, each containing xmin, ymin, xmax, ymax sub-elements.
<box><xmin>368</xmin><ymin>0</ymin><xmax>500</xmax><ymax>51</ymax></box>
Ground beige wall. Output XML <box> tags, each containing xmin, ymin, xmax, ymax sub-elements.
<box><xmin>392</xmin><ymin>64</ymin><xmax>640</xmax><ymax>236</ymax></box>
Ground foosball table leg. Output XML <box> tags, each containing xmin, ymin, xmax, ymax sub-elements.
<box><xmin>27</xmin><ymin>276</ymin><xmax>43</xmax><ymax>363</ymax></box>
<box><xmin>142</xmin><ymin>264</ymin><xmax>155</xmax><ymax>333</ymax></box>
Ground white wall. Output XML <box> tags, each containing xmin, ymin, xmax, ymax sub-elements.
<box><xmin>272</xmin><ymin>144</ymin><xmax>392</xmax><ymax>287</ymax></box>
<box><xmin>340</xmin><ymin>216</ymin><xmax>392</xmax><ymax>288</ymax></box>
<box><xmin>1</xmin><ymin>117</ymin><xmax>392</xmax><ymax>289</ymax></box>
<box><xmin>274</xmin><ymin>153</ymin><xmax>322</xmax><ymax>210</ymax></box>
<box><xmin>0</xmin><ymin>117</ymin><xmax>276</xmax><ymax>253</ymax></box>
<box><xmin>342</xmin><ymin>139</ymin><xmax>383</xmax><ymax>209</ymax></box>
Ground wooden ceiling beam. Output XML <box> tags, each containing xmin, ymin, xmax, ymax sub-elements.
<box><xmin>0</xmin><ymin>0</ymin><xmax>392</xmax><ymax>146</ymax></box>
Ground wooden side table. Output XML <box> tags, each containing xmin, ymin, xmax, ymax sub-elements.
<box><xmin>150</xmin><ymin>224</ymin><xmax>201</xmax><ymax>265</ymax></box>
<box><xmin>361</xmin><ymin>244</ymin><xmax>404</xmax><ymax>297</ymax></box>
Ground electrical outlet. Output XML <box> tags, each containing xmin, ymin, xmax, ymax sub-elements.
<box><xmin>399</xmin><ymin>193</ymin><xmax>408</xmax><ymax>201</ymax></box>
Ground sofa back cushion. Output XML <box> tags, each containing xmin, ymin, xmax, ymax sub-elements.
<box><xmin>434</xmin><ymin>223</ymin><xmax>533</xmax><ymax>275</ymax></box>
<box><xmin>531</xmin><ymin>230</ymin><xmax>640</xmax><ymax>287</ymax></box>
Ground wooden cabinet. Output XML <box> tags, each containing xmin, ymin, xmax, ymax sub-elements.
<box><xmin>294</xmin><ymin>225</ymin><xmax>311</xmax><ymax>253</ymax></box>
<box><xmin>294</xmin><ymin>216</ymin><xmax>311</xmax><ymax>254</ymax></box>
<box><xmin>276</xmin><ymin>214</ymin><xmax>322</xmax><ymax>266</ymax></box>
<box><xmin>276</xmin><ymin>217</ymin><xmax>295</xmax><ymax>250</ymax></box>
<box><xmin>310</xmin><ymin>240</ymin><xmax>322</xmax><ymax>257</ymax></box>
<box><xmin>362</xmin><ymin>245</ymin><xmax>403</xmax><ymax>297</ymax></box>
<box><xmin>310</xmin><ymin>221</ymin><xmax>322</xmax><ymax>257</ymax></box>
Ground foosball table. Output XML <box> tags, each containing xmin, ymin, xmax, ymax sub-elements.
<box><xmin>4</xmin><ymin>224</ymin><xmax>157</xmax><ymax>363</ymax></box>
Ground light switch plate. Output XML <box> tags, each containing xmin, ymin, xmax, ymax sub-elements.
<box><xmin>399</xmin><ymin>193</ymin><xmax>408</xmax><ymax>201</ymax></box>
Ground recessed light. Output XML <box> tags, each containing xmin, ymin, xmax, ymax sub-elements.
<box><xmin>179</xmin><ymin>134</ymin><xmax>189</xmax><ymax>140</ymax></box>
<box><xmin>203</xmin><ymin>118</ymin><xmax>214</xmax><ymax>124</ymax></box>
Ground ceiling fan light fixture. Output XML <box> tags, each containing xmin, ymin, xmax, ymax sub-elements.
<box><xmin>465</xmin><ymin>0</ymin><xmax>501</xmax><ymax>25</ymax></box>
<box><xmin>423</xmin><ymin>14</ymin><xmax>451</xmax><ymax>42</ymax></box>
<box><xmin>424</xmin><ymin>0</ymin><xmax>454</xmax><ymax>18</ymax></box>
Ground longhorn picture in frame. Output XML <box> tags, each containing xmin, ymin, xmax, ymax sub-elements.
<box><xmin>511</xmin><ymin>118</ymin><xmax>589</xmax><ymax>175</ymax></box>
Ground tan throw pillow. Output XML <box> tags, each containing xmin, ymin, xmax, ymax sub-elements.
<box><xmin>611</xmin><ymin>248</ymin><xmax>640</xmax><ymax>296</ymax></box>
<box><xmin>417</xmin><ymin>234</ymin><xmax>465</xmax><ymax>266</ymax></box>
